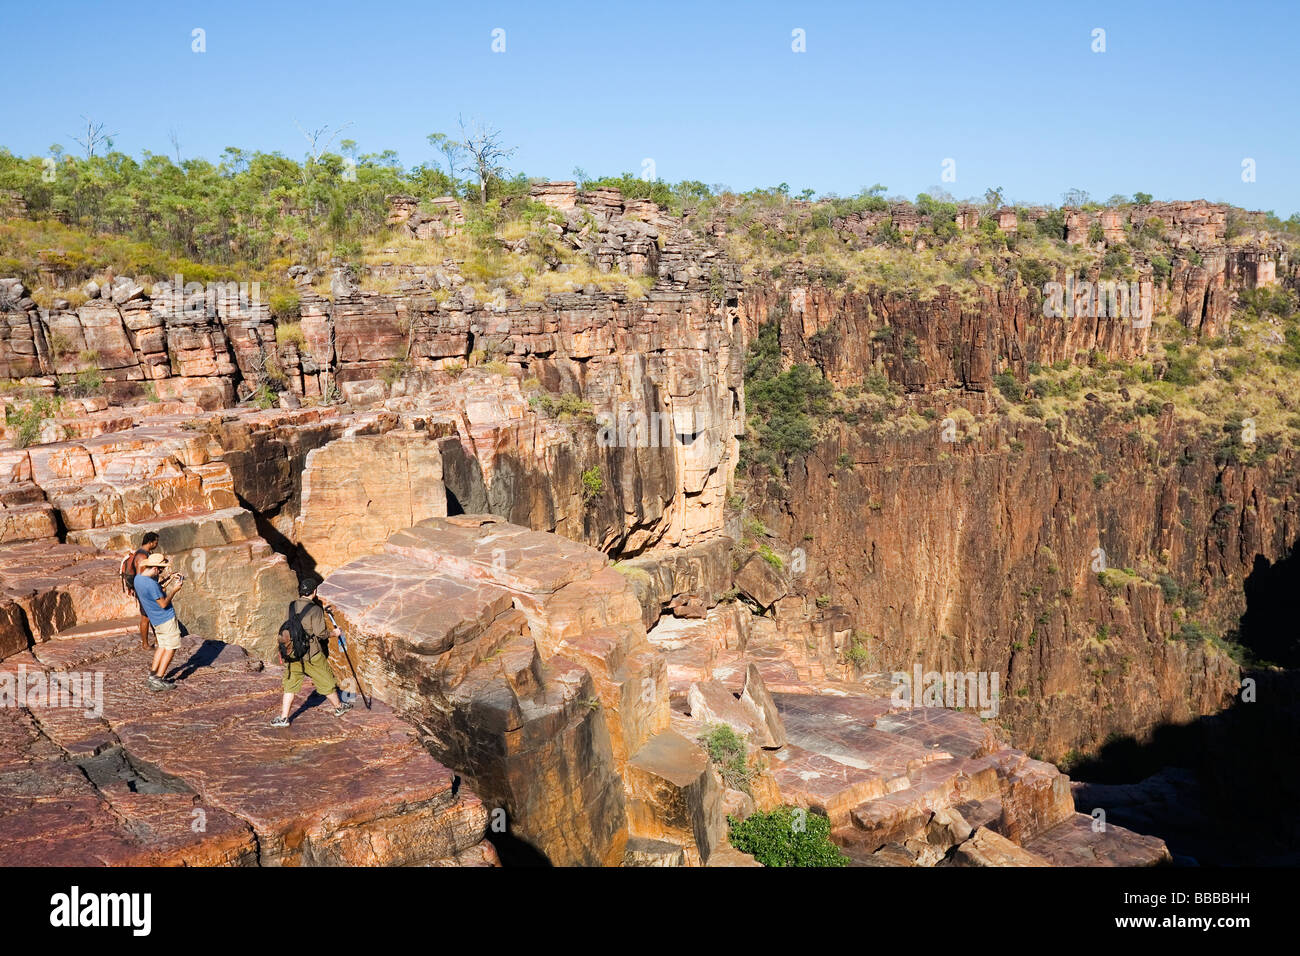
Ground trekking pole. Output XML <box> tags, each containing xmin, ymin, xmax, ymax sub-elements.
<box><xmin>325</xmin><ymin>608</ymin><xmax>371</xmax><ymax>710</ymax></box>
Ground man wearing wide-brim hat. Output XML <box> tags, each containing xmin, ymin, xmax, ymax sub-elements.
<box><xmin>134</xmin><ymin>552</ymin><xmax>187</xmax><ymax>691</ymax></box>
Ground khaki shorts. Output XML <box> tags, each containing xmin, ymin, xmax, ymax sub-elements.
<box><xmin>154</xmin><ymin>617</ymin><xmax>182</xmax><ymax>650</ymax></box>
<box><xmin>282</xmin><ymin>652</ymin><xmax>337</xmax><ymax>696</ymax></box>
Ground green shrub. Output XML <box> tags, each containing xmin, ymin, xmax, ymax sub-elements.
<box><xmin>1100</xmin><ymin>245</ymin><xmax>1132</xmax><ymax>279</ymax></box>
<box><xmin>532</xmin><ymin>391</ymin><xmax>593</xmax><ymax>421</ymax></box>
<box><xmin>862</xmin><ymin>367</ymin><xmax>896</xmax><ymax>397</ymax></box>
<box><xmin>1174</xmin><ymin>620</ymin><xmax>1213</xmax><ymax>643</ymax></box>
<box><xmin>252</xmin><ymin>383</ymin><xmax>277</xmax><ymax>409</ymax></box>
<box><xmin>994</xmin><ymin>370</ymin><xmax>1024</xmax><ymax>402</ymax></box>
<box><xmin>700</xmin><ymin>724</ymin><xmax>755</xmax><ymax>794</ymax></box>
<box><xmin>73</xmin><ymin>368</ymin><xmax>103</xmax><ymax>396</ymax></box>
<box><xmin>1018</xmin><ymin>257</ymin><xmax>1052</xmax><ymax>290</ymax></box>
<box><xmin>581</xmin><ymin>465</ymin><xmax>603</xmax><ymax>502</ymax></box>
<box><xmin>844</xmin><ymin>631</ymin><xmax>870</xmax><ymax>666</ymax></box>
<box><xmin>1163</xmin><ymin>348</ymin><xmax>1201</xmax><ymax>386</ymax></box>
<box><xmin>380</xmin><ymin>356</ymin><xmax>408</xmax><ymax>386</ymax></box>
<box><xmin>6</xmin><ymin>395</ymin><xmax>60</xmax><ymax>448</ymax></box>
<box><xmin>743</xmin><ymin>321</ymin><xmax>835</xmax><ymax>463</ymax></box>
<box><xmin>275</xmin><ymin>321</ymin><xmax>306</xmax><ymax>347</ymax></box>
<box><xmin>727</xmin><ymin>806</ymin><xmax>849</xmax><ymax>867</ymax></box>
<box><xmin>1097</xmin><ymin>567</ymin><xmax>1134</xmax><ymax>593</ymax></box>
<box><xmin>269</xmin><ymin>290</ymin><xmax>301</xmax><ymax>320</ymax></box>
<box><xmin>1034</xmin><ymin>209</ymin><xmax>1066</xmax><ymax>240</ymax></box>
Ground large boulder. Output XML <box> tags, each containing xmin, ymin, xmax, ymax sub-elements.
<box><xmin>734</xmin><ymin>552</ymin><xmax>787</xmax><ymax>610</ymax></box>
<box><xmin>319</xmin><ymin>521</ymin><xmax>632</xmax><ymax>866</ymax></box>
<box><xmin>294</xmin><ymin>430</ymin><xmax>448</xmax><ymax>576</ymax></box>
<box><xmin>625</xmin><ymin>729</ymin><xmax>726</xmax><ymax>866</ymax></box>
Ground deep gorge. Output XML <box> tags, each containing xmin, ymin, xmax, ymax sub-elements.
<box><xmin>1</xmin><ymin>185</ymin><xmax>1296</xmax><ymax>866</ymax></box>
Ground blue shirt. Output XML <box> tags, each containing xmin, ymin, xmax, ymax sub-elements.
<box><xmin>133</xmin><ymin>573</ymin><xmax>175</xmax><ymax>626</ymax></box>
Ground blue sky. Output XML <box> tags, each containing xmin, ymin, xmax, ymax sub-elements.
<box><xmin>3</xmin><ymin>0</ymin><xmax>1297</xmax><ymax>214</ymax></box>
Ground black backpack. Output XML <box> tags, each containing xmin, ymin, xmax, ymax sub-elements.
<box><xmin>277</xmin><ymin>602</ymin><xmax>313</xmax><ymax>664</ymax></box>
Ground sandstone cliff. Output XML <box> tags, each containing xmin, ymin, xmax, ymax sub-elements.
<box><xmin>1</xmin><ymin>187</ymin><xmax>1293</xmax><ymax>867</ymax></box>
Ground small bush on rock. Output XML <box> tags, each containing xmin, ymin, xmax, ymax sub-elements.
<box><xmin>727</xmin><ymin>806</ymin><xmax>848</xmax><ymax>867</ymax></box>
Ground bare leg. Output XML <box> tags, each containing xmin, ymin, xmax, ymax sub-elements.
<box><xmin>279</xmin><ymin>692</ymin><xmax>295</xmax><ymax>720</ymax></box>
<box><xmin>151</xmin><ymin>647</ymin><xmax>176</xmax><ymax>679</ymax></box>
<box><xmin>139</xmin><ymin>614</ymin><xmax>152</xmax><ymax>650</ymax></box>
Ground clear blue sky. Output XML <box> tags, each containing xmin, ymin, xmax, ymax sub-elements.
<box><xmin>3</xmin><ymin>0</ymin><xmax>1297</xmax><ymax>214</ymax></box>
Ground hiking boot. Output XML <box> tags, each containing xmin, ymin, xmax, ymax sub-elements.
<box><xmin>146</xmin><ymin>675</ymin><xmax>174</xmax><ymax>691</ymax></box>
<box><xmin>270</xmin><ymin>716</ymin><xmax>290</xmax><ymax>728</ymax></box>
<box><xmin>333</xmin><ymin>701</ymin><xmax>353</xmax><ymax>717</ymax></box>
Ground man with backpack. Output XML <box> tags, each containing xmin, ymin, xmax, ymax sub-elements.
<box><xmin>121</xmin><ymin>532</ymin><xmax>161</xmax><ymax>649</ymax></box>
<box><xmin>271</xmin><ymin>577</ymin><xmax>353</xmax><ymax>728</ymax></box>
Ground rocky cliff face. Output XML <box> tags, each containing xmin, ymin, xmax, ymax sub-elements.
<box><xmin>740</xmin><ymin>404</ymin><xmax>1293</xmax><ymax>760</ymax></box>
<box><xmin>0</xmin><ymin>274</ymin><xmax>276</xmax><ymax>409</ymax></box>
<box><xmin>732</xmin><ymin>198</ymin><xmax>1298</xmax><ymax>761</ymax></box>
<box><xmin>1</xmin><ymin>185</ymin><xmax>744</xmax><ymax>555</ymax></box>
<box><xmin>740</xmin><ymin>281</ymin><xmax>1149</xmax><ymax>394</ymax></box>
<box><xmin>0</xmin><ymin>188</ymin><xmax>1292</xmax><ymax>866</ymax></box>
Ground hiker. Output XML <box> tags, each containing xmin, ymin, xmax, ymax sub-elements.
<box><xmin>134</xmin><ymin>553</ymin><xmax>186</xmax><ymax>691</ymax></box>
<box><xmin>121</xmin><ymin>532</ymin><xmax>161</xmax><ymax>649</ymax></box>
<box><xmin>271</xmin><ymin>577</ymin><xmax>352</xmax><ymax>728</ymax></box>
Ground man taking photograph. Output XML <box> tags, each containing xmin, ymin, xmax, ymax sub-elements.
<box><xmin>134</xmin><ymin>553</ymin><xmax>185</xmax><ymax>691</ymax></box>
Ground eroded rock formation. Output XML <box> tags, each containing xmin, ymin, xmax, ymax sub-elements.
<box><xmin>0</xmin><ymin>188</ymin><xmax>1288</xmax><ymax>867</ymax></box>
